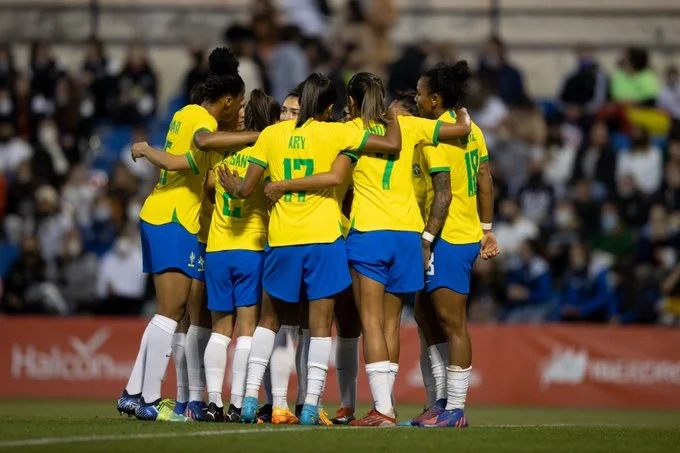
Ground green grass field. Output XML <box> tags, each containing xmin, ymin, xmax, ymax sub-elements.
<box><xmin>1</xmin><ymin>400</ymin><xmax>679</xmax><ymax>453</ymax></box>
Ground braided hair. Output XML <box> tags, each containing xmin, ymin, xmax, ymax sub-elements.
<box><xmin>422</xmin><ymin>61</ymin><xmax>471</xmax><ymax>110</ymax></box>
<box><xmin>189</xmin><ymin>47</ymin><xmax>245</xmax><ymax>104</ymax></box>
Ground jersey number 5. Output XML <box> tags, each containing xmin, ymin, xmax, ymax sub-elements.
<box><xmin>464</xmin><ymin>149</ymin><xmax>480</xmax><ymax>197</ymax></box>
<box><xmin>158</xmin><ymin>139</ymin><xmax>173</xmax><ymax>186</ymax></box>
<box><xmin>283</xmin><ymin>158</ymin><xmax>314</xmax><ymax>202</ymax></box>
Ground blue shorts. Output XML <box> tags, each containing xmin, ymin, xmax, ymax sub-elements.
<box><xmin>425</xmin><ymin>240</ymin><xmax>480</xmax><ymax>295</ymax></box>
<box><xmin>263</xmin><ymin>238</ymin><xmax>351</xmax><ymax>303</ymax></box>
<box><xmin>205</xmin><ymin>250</ymin><xmax>263</xmax><ymax>312</ymax></box>
<box><xmin>191</xmin><ymin>242</ymin><xmax>207</xmax><ymax>281</ymax></box>
<box><xmin>346</xmin><ymin>229</ymin><xmax>424</xmax><ymax>294</ymax></box>
<box><xmin>140</xmin><ymin>220</ymin><xmax>198</xmax><ymax>278</ymax></box>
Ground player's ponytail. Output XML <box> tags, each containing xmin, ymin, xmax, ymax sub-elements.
<box><xmin>245</xmin><ymin>89</ymin><xmax>281</xmax><ymax>132</ymax></box>
<box><xmin>423</xmin><ymin>60</ymin><xmax>471</xmax><ymax>109</ymax></box>
<box><xmin>348</xmin><ymin>72</ymin><xmax>386</xmax><ymax>129</ymax></box>
<box><xmin>296</xmin><ymin>73</ymin><xmax>337</xmax><ymax>128</ymax></box>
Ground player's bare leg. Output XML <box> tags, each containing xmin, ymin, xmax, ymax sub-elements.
<box><xmin>383</xmin><ymin>292</ymin><xmax>404</xmax><ymax>408</ymax></box>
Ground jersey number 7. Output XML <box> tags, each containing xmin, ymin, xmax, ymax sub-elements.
<box><xmin>283</xmin><ymin>158</ymin><xmax>314</xmax><ymax>202</ymax></box>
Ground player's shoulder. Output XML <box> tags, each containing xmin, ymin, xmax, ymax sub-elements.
<box><xmin>182</xmin><ymin>104</ymin><xmax>217</xmax><ymax>129</ymax></box>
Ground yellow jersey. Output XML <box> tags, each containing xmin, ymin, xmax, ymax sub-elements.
<box><xmin>207</xmin><ymin>147</ymin><xmax>268</xmax><ymax>252</ymax></box>
<box><xmin>349</xmin><ymin>115</ymin><xmax>442</xmax><ymax>233</ymax></box>
<box><xmin>422</xmin><ymin>112</ymin><xmax>488</xmax><ymax>244</ymax></box>
<box><xmin>336</xmin><ymin>173</ymin><xmax>353</xmax><ymax>238</ymax></box>
<box><xmin>197</xmin><ymin>193</ymin><xmax>213</xmax><ymax>245</ymax></box>
<box><xmin>248</xmin><ymin>119</ymin><xmax>368</xmax><ymax>247</ymax></box>
<box><xmin>412</xmin><ymin>143</ymin><xmax>434</xmax><ymax>222</ymax></box>
<box><xmin>140</xmin><ymin>104</ymin><xmax>216</xmax><ymax>234</ymax></box>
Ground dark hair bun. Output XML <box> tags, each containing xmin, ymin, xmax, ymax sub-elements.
<box><xmin>208</xmin><ymin>47</ymin><xmax>239</xmax><ymax>76</ymax></box>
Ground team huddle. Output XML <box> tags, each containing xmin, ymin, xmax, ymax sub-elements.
<box><xmin>116</xmin><ymin>47</ymin><xmax>499</xmax><ymax>429</ymax></box>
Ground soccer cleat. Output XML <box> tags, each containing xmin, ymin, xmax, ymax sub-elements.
<box><xmin>272</xmin><ymin>407</ymin><xmax>299</xmax><ymax>424</ymax></box>
<box><xmin>318</xmin><ymin>409</ymin><xmax>333</xmax><ymax>426</ymax></box>
<box><xmin>173</xmin><ymin>401</ymin><xmax>188</xmax><ymax>416</ymax></box>
<box><xmin>299</xmin><ymin>404</ymin><xmax>321</xmax><ymax>426</ymax></box>
<box><xmin>117</xmin><ymin>390</ymin><xmax>141</xmax><ymax>416</ymax></box>
<box><xmin>241</xmin><ymin>396</ymin><xmax>258</xmax><ymax>423</ymax></box>
<box><xmin>421</xmin><ymin>408</ymin><xmax>468</xmax><ymax>428</ymax></box>
<box><xmin>349</xmin><ymin>409</ymin><xmax>396</xmax><ymax>427</ymax></box>
<box><xmin>225</xmin><ymin>404</ymin><xmax>241</xmax><ymax>423</ymax></box>
<box><xmin>204</xmin><ymin>402</ymin><xmax>224</xmax><ymax>422</ymax></box>
<box><xmin>185</xmin><ymin>401</ymin><xmax>209</xmax><ymax>421</ymax></box>
<box><xmin>295</xmin><ymin>404</ymin><xmax>303</xmax><ymax>419</ymax></box>
<box><xmin>399</xmin><ymin>399</ymin><xmax>446</xmax><ymax>427</ymax></box>
<box><xmin>255</xmin><ymin>404</ymin><xmax>272</xmax><ymax>424</ymax></box>
<box><xmin>135</xmin><ymin>398</ymin><xmax>192</xmax><ymax>422</ymax></box>
<box><xmin>330</xmin><ymin>407</ymin><xmax>356</xmax><ymax>425</ymax></box>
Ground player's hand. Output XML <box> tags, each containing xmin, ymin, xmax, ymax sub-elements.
<box><xmin>131</xmin><ymin>141</ymin><xmax>149</xmax><ymax>161</ymax></box>
<box><xmin>384</xmin><ymin>106</ymin><xmax>399</xmax><ymax>125</ymax></box>
<box><xmin>264</xmin><ymin>181</ymin><xmax>286</xmax><ymax>208</ymax></box>
<box><xmin>480</xmin><ymin>230</ymin><xmax>500</xmax><ymax>260</ymax></box>
<box><xmin>217</xmin><ymin>164</ymin><xmax>241</xmax><ymax>196</ymax></box>
<box><xmin>455</xmin><ymin>108</ymin><xmax>471</xmax><ymax>132</ymax></box>
<box><xmin>421</xmin><ymin>239</ymin><xmax>432</xmax><ymax>271</ymax></box>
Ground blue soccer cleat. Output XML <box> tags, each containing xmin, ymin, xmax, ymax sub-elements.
<box><xmin>399</xmin><ymin>399</ymin><xmax>447</xmax><ymax>427</ymax></box>
<box><xmin>173</xmin><ymin>401</ymin><xmax>188</xmax><ymax>416</ymax></box>
<box><xmin>299</xmin><ymin>404</ymin><xmax>320</xmax><ymax>426</ymax></box>
<box><xmin>135</xmin><ymin>398</ymin><xmax>192</xmax><ymax>422</ymax></box>
<box><xmin>241</xmin><ymin>397</ymin><xmax>259</xmax><ymax>423</ymax></box>
<box><xmin>185</xmin><ymin>401</ymin><xmax>208</xmax><ymax>421</ymax></box>
<box><xmin>421</xmin><ymin>408</ymin><xmax>468</xmax><ymax>428</ymax></box>
<box><xmin>117</xmin><ymin>389</ymin><xmax>141</xmax><ymax>417</ymax></box>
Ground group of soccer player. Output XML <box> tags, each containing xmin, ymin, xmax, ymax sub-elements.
<box><xmin>115</xmin><ymin>46</ymin><xmax>499</xmax><ymax>429</ymax></box>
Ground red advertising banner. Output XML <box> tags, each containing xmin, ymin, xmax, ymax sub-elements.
<box><xmin>1</xmin><ymin>318</ymin><xmax>679</xmax><ymax>409</ymax></box>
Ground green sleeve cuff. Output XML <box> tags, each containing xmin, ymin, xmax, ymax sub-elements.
<box><xmin>185</xmin><ymin>152</ymin><xmax>200</xmax><ymax>175</ymax></box>
<box><xmin>432</xmin><ymin>120</ymin><xmax>442</xmax><ymax>145</ymax></box>
<box><xmin>340</xmin><ymin>151</ymin><xmax>358</xmax><ymax>163</ymax></box>
<box><xmin>247</xmin><ymin>156</ymin><xmax>268</xmax><ymax>169</ymax></box>
<box><xmin>356</xmin><ymin>131</ymin><xmax>370</xmax><ymax>152</ymax></box>
<box><xmin>429</xmin><ymin>166</ymin><xmax>450</xmax><ymax>175</ymax></box>
<box><xmin>192</xmin><ymin>127</ymin><xmax>212</xmax><ymax>149</ymax></box>
<box><xmin>480</xmin><ymin>155</ymin><xmax>489</xmax><ymax>162</ymax></box>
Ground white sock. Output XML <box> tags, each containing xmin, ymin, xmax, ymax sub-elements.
<box><xmin>419</xmin><ymin>331</ymin><xmax>436</xmax><ymax>407</ymax></box>
<box><xmin>204</xmin><ymin>332</ymin><xmax>231</xmax><ymax>407</ymax></box>
<box><xmin>366</xmin><ymin>361</ymin><xmax>392</xmax><ymax>416</ymax></box>
<box><xmin>271</xmin><ymin>325</ymin><xmax>298</xmax><ymax>408</ymax></box>
<box><xmin>125</xmin><ymin>326</ymin><xmax>149</xmax><ymax>395</ymax></box>
<box><xmin>141</xmin><ymin>315</ymin><xmax>178</xmax><ymax>403</ymax></box>
<box><xmin>304</xmin><ymin>337</ymin><xmax>332</xmax><ymax>407</ymax></box>
<box><xmin>445</xmin><ymin>366</ymin><xmax>471</xmax><ymax>410</ymax></box>
<box><xmin>389</xmin><ymin>362</ymin><xmax>399</xmax><ymax>404</ymax></box>
<box><xmin>428</xmin><ymin>342</ymin><xmax>448</xmax><ymax>402</ymax></box>
<box><xmin>263</xmin><ymin>368</ymin><xmax>273</xmax><ymax>405</ymax></box>
<box><xmin>335</xmin><ymin>336</ymin><xmax>359</xmax><ymax>410</ymax></box>
<box><xmin>245</xmin><ymin>327</ymin><xmax>276</xmax><ymax>399</ymax></box>
<box><xmin>186</xmin><ymin>326</ymin><xmax>210</xmax><ymax>402</ymax></box>
<box><xmin>230</xmin><ymin>336</ymin><xmax>252</xmax><ymax>409</ymax></box>
<box><xmin>295</xmin><ymin>328</ymin><xmax>310</xmax><ymax>406</ymax></box>
<box><xmin>171</xmin><ymin>332</ymin><xmax>188</xmax><ymax>403</ymax></box>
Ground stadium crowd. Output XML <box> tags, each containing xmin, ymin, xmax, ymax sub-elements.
<box><xmin>0</xmin><ymin>0</ymin><xmax>679</xmax><ymax>326</ymax></box>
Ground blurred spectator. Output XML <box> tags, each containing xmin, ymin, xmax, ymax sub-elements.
<box><xmin>1</xmin><ymin>235</ymin><xmax>68</xmax><ymax>315</ymax></box>
<box><xmin>0</xmin><ymin>44</ymin><xmax>18</xmax><ymax>123</ymax></box>
<box><xmin>660</xmin><ymin>263</ymin><xmax>680</xmax><ymax>325</ymax></box>
<box><xmin>518</xmin><ymin>162</ymin><xmax>555</xmax><ymax>228</ymax></box>
<box><xmin>224</xmin><ymin>25</ymin><xmax>266</xmax><ymax>95</ymax></box>
<box><xmin>657</xmin><ymin>161</ymin><xmax>680</xmax><ymax>213</ymax></box>
<box><xmin>590</xmin><ymin>202</ymin><xmax>635</xmax><ymax>260</ymax></box>
<box><xmin>559</xmin><ymin>242</ymin><xmax>615</xmax><ymax>322</ymax></box>
<box><xmin>636</xmin><ymin>205</ymin><xmax>680</xmax><ymax>267</ymax></box>
<box><xmin>558</xmin><ymin>44</ymin><xmax>608</xmax><ymax>124</ymax></box>
<box><xmin>494</xmin><ymin>199</ymin><xmax>539</xmax><ymax>258</ymax></box>
<box><xmin>56</xmin><ymin>228</ymin><xmax>98</xmax><ymax>311</ymax></box>
<box><xmin>279</xmin><ymin>0</ymin><xmax>330</xmax><ymax>38</ymax></box>
<box><xmin>270</xmin><ymin>25</ymin><xmax>309</xmax><ymax>103</ymax></box>
<box><xmin>388</xmin><ymin>42</ymin><xmax>430</xmax><ymax>99</ymax></box>
<box><xmin>54</xmin><ymin>75</ymin><xmax>87</xmax><ymax>161</ymax></box>
<box><xmin>343</xmin><ymin>0</ymin><xmax>396</xmax><ymax>77</ymax></box>
<box><xmin>571</xmin><ymin>179</ymin><xmax>601</xmax><ymax>237</ymax></box>
<box><xmin>610</xmin><ymin>47</ymin><xmax>659</xmax><ymax>106</ymax></box>
<box><xmin>120</xmin><ymin>127</ymin><xmax>156</xmax><ymax>193</ymax></box>
<box><xmin>0</xmin><ymin>121</ymin><xmax>32</xmax><ymax>175</ymax></box>
<box><xmin>251</xmin><ymin>11</ymin><xmax>279</xmax><ymax>66</ymax></box>
<box><xmin>182</xmin><ymin>45</ymin><xmax>209</xmax><ymax>102</ymax></box>
<box><xmin>303</xmin><ymin>37</ymin><xmax>332</xmax><ymax>75</ymax></box>
<box><xmin>28</xmin><ymin>41</ymin><xmax>63</xmax><ymax>120</ymax></box>
<box><xmin>95</xmin><ymin>232</ymin><xmax>146</xmax><ymax>315</ymax></box>
<box><xmin>80</xmin><ymin>38</ymin><xmax>114</xmax><ymax>120</ymax></box>
<box><xmin>34</xmin><ymin>185</ymin><xmax>73</xmax><ymax>266</ymax></box>
<box><xmin>542</xmin><ymin>126</ymin><xmax>577</xmax><ymax>197</ymax></box>
<box><xmin>616</xmin><ymin>126</ymin><xmax>663</xmax><ymax>195</ymax></box>
<box><xmin>112</xmin><ymin>43</ymin><xmax>157</xmax><ymax>125</ymax></box>
<box><xmin>503</xmin><ymin>240</ymin><xmax>554</xmax><ymax>323</ymax></box>
<box><xmin>82</xmin><ymin>192</ymin><xmax>124</xmax><ymax>257</ymax></box>
<box><xmin>61</xmin><ymin>165</ymin><xmax>96</xmax><ymax>227</ymax></box>
<box><xmin>571</xmin><ymin>121</ymin><xmax>617</xmax><ymax>195</ymax></box>
<box><xmin>477</xmin><ymin>36</ymin><xmax>527</xmax><ymax>107</ymax></box>
<box><xmin>467</xmin><ymin>76</ymin><xmax>508</xmax><ymax>150</ymax></box>
<box><xmin>468</xmin><ymin>258</ymin><xmax>504</xmax><ymax>323</ymax></box>
<box><xmin>32</xmin><ymin>118</ymin><xmax>69</xmax><ymax>184</ymax></box>
<box><xmin>658</xmin><ymin>65</ymin><xmax>680</xmax><ymax>129</ymax></box>
<box><xmin>615</xmin><ymin>174</ymin><xmax>651</xmax><ymax>229</ymax></box>
<box><xmin>4</xmin><ymin>161</ymin><xmax>36</xmax><ymax>236</ymax></box>
<box><xmin>547</xmin><ymin>200</ymin><xmax>582</xmax><ymax>279</ymax></box>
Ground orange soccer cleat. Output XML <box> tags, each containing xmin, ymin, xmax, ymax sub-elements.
<box><xmin>348</xmin><ymin>409</ymin><xmax>396</xmax><ymax>427</ymax></box>
<box><xmin>271</xmin><ymin>407</ymin><xmax>299</xmax><ymax>424</ymax></box>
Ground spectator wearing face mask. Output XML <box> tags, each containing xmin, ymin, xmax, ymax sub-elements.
<box><xmin>477</xmin><ymin>35</ymin><xmax>527</xmax><ymax>107</ymax></box>
<box><xmin>82</xmin><ymin>193</ymin><xmax>119</xmax><ymax>257</ymax></box>
<box><xmin>636</xmin><ymin>205</ymin><xmax>680</xmax><ymax>267</ymax></box>
<box><xmin>95</xmin><ymin>233</ymin><xmax>146</xmax><ymax>315</ymax></box>
<box><xmin>32</xmin><ymin>118</ymin><xmax>69</xmax><ymax>185</ymax></box>
<box><xmin>57</xmin><ymin>228</ymin><xmax>98</xmax><ymax>311</ymax></box>
<box><xmin>503</xmin><ymin>240</ymin><xmax>555</xmax><ymax>323</ymax></box>
<box><xmin>559</xmin><ymin>242</ymin><xmax>616</xmax><ymax>323</ymax></box>
<box><xmin>547</xmin><ymin>200</ymin><xmax>582</xmax><ymax>279</ymax></box>
<box><xmin>571</xmin><ymin>121</ymin><xmax>617</xmax><ymax>196</ymax></box>
<box><xmin>658</xmin><ymin>65</ymin><xmax>680</xmax><ymax>130</ymax></box>
<box><xmin>615</xmin><ymin>174</ymin><xmax>651</xmax><ymax>229</ymax></box>
<box><xmin>61</xmin><ymin>165</ymin><xmax>96</xmax><ymax>227</ymax></box>
<box><xmin>34</xmin><ymin>185</ymin><xmax>73</xmax><ymax>266</ymax></box>
<box><xmin>494</xmin><ymin>199</ymin><xmax>539</xmax><ymax>258</ymax></box>
<box><xmin>590</xmin><ymin>202</ymin><xmax>635</xmax><ymax>260</ymax></box>
<box><xmin>518</xmin><ymin>161</ymin><xmax>556</xmax><ymax>229</ymax></box>
<box><xmin>466</xmin><ymin>75</ymin><xmax>508</xmax><ymax>150</ymax></box>
<box><xmin>558</xmin><ymin>44</ymin><xmax>608</xmax><ymax>126</ymax></box>
<box><xmin>112</xmin><ymin>43</ymin><xmax>157</xmax><ymax>125</ymax></box>
<box><xmin>28</xmin><ymin>41</ymin><xmax>64</xmax><ymax>120</ymax></box>
<box><xmin>616</xmin><ymin>126</ymin><xmax>663</xmax><ymax>196</ymax></box>
<box><xmin>542</xmin><ymin>126</ymin><xmax>578</xmax><ymax>197</ymax></box>
<box><xmin>0</xmin><ymin>121</ymin><xmax>32</xmax><ymax>175</ymax></box>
